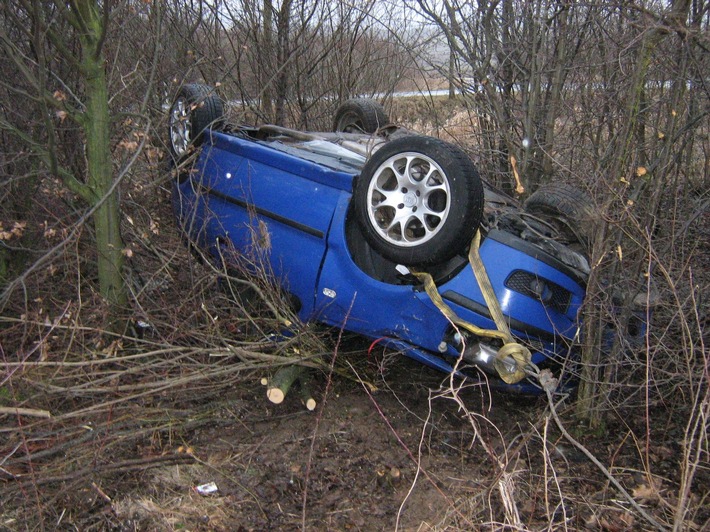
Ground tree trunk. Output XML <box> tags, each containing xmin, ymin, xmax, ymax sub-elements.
<box><xmin>261</xmin><ymin>0</ymin><xmax>274</xmax><ymax>121</ymax></box>
<box><xmin>274</xmin><ymin>0</ymin><xmax>293</xmax><ymax>126</ymax></box>
<box><xmin>574</xmin><ymin>0</ymin><xmax>692</xmax><ymax>425</ymax></box>
<box><xmin>448</xmin><ymin>50</ymin><xmax>456</xmax><ymax>100</ymax></box>
<box><xmin>75</xmin><ymin>0</ymin><xmax>128</xmax><ymax>318</ymax></box>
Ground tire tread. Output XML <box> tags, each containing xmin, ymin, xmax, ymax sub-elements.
<box><xmin>333</xmin><ymin>99</ymin><xmax>389</xmax><ymax>133</ymax></box>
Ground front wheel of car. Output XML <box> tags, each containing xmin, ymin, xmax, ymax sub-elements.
<box><xmin>168</xmin><ymin>83</ymin><xmax>224</xmax><ymax>163</ymax></box>
<box><xmin>352</xmin><ymin>136</ymin><xmax>485</xmax><ymax>266</ymax></box>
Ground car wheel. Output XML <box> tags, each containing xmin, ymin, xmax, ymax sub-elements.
<box><xmin>169</xmin><ymin>84</ymin><xmax>224</xmax><ymax>163</ymax></box>
<box><xmin>353</xmin><ymin>136</ymin><xmax>485</xmax><ymax>266</ymax></box>
<box><xmin>333</xmin><ymin>99</ymin><xmax>389</xmax><ymax>134</ymax></box>
<box><xmin>523</xmin><ymin>183</ymin><xmax>596</xmax><ymax>249</ymax></box>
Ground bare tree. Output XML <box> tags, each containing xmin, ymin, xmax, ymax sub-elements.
<box><xmin>181</xmin><ymin>0</ymin><xmax>413</xmax><ymax>127</ymax></box>
<box><xmin>575</xmin><ymin>0</ymin><xmax>699</xmax><ymax>425</ymax></box>
<box><xmin>405</xmin><ymin>0</ymin><xmax>707</xmax><ymax>424</ymax></box>
<box><xmin>409</xmin><ymin>0</ymin><xmax>596</xmax><ymax>192</ymax></box>
<box><xmin>0</xmin><ymin>0</ymin><xmax>128</xmax><ymax>323</ymax></box>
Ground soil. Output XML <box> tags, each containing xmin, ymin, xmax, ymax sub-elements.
<box><xmin>2</xmin><ymin>292</ymin><xmax>708</xmax><ymax>531</ymax></box>
<box><xmin>108</xmin><ymin>356</ymin><xmax>540</xmax><ymax>531</ymax></box>
<box><xmin>2</xmin><ymin>345</ymin><xmax>565</xmax><ymax>531</ymax></box>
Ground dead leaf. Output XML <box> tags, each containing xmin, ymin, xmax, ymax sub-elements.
<box><xmin>118</xmin><ymin>139</ymin><xmax>139</xmax><ymax>151</ymax></box>
<box><xmin>0</xmin><ymin>221</ymin><xmax>26</xmax><ymax>240</ymax></box>
<box><xmin>632</xmin><ymin>479</ymin><xmax>662</xmax><ymax>503</ymax></box>
<box><xmin>650</xmin><ymin>444</ymin><xmax>674</xmax><ymax>460</ymax></box>
<box><xmin>599</xmin><ymin>510</ymin><xmax>635</xmax><ymax>531</ymax></box>
<box><xmin>44</xmin><ymin>223</ymin><xmax>57</xmax><ymax>239</ymax></box>
<box><xmin>12</xmin><ymin>221</ymin><xmax>26</xmax><ymax>237</ymax></box>
<box><xmin>145</xmin><ymin>147</ymin><xmax>163</xmax><ymax>165</ymax></box>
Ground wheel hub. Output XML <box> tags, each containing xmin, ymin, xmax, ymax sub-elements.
<box><xmin>402</xmin><ymin>192</ymin><xmax>418</xmax><ymax>208</ymax></box>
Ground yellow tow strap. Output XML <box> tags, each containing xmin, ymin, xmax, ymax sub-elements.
<box><xmin>412</xmin><ymin>230</ymin><xmax>532</xmax><ymax>384</ymax></box>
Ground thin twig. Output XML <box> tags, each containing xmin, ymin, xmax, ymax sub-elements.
<box><xmin>543</xmin><ymin>377</ymin><xmax>668</xmax><ymax>531</ymax></box>
<box><xmin>12</xmin><ymin>454</ymin><xmax>195</xmax><ymax>487</ymax></box>
<box><xmin>0</xmin><ymin>407</ymin><xmax>51</xmax><ymax>418</ymax></box>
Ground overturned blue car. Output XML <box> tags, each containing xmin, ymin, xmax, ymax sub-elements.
<box><xmin>168</xmin><ymin>84</ymin><xmax>611</xmax><ymax>394</ymax></box>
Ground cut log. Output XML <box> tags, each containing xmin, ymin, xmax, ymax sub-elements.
<box><xmin>303</xmin><ymin>397</ymin><xmax>316</xmax><ymax>411</ymax></box>
<box><xmin>266</xmin><ymin>365</ymin><xmax>307</xmax><ymax>405</ymax></box>
<box><xmin>297</xmin><ymin>372</ymin><xmax>317</xmax><ymax>411</ymax></box>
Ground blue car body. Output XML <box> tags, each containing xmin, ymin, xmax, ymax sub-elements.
<box><xmin>172</xmin><ymin>126</ymin><xmax>590</xmax><ymax>393</ymax></box>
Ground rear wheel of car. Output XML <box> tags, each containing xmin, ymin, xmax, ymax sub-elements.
<box><xmin>353</xmin><ymin>136</ymin><xmax>485</xmax><ymax>266</ymax></box>
<box><xmin>523</xmin><ymin>183</ymin><xmax>596</xmax><ymax>249</ymax></box>
<box><xmin>333</xmin><ymin>99</ymin><xmax>389</xmax><ymax>134</ymax></box>
<box><xmin>169</xmin><ymin>84</ymin><xmax>224</xmax><ymax>163</ymax></box>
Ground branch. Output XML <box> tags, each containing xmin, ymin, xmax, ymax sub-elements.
<box><xmin>0</xmin><ymin>117</ymin><xmax>91</xmax><ymax>201</ymax></box>
<box><xmin>13</xmin><ymin>0</ymin><xmax>84</xmax><ymax>72</ymax></box>
<box><xmin>12</xmin><ymin>454</ymin><xmax>194</xmax><ymax>487</ymax></box>
<box><xmin>0</xmin><ymin>407</ymin><xmax>51</xmax><ymax>418</ymax></box>
<box><xmin>95</xmin><ymin>0</ymin><xmax>110</xmax><ymax>60</ymax></box>
<box><xmin>0</xmin><ymin>120</ymin><xmax>151</xmax><ymax>310</ymax></box>
<box><xmin>542</xmin><ymin>374</ymin><xmax>669</xmax><ymax>531</ymax></box>
<box><xmin>60</xmin><ymin>0</ymin><xmax>89</xmax><ymax>37</ymax></box>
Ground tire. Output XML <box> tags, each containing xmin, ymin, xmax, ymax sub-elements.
<box><xmin>353</xmin><ymin>136</ymin><xmax>485</xmax><ymax>265</ymax></box>
<box><xmin>523</xmin><ymin>183</ymin><xmax>596</xmax><ymax>248</ymax></box>
<box><xmin>168</xmin><ymin>84</ymin><xmax>224</xmax><ymax>162</ymax></box>
<box><xmin>333</xmin><ymin>99</ymin><xmax>389</xmax><ymax>134</ymax></box>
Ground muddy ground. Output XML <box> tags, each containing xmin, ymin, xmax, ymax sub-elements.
<box><xmin>121</xmin><ymin>358</ymin><xmax>542</xmax><ymax>531</ymax></box>
<box><xmin>0</xmin><ymin>345</ymin><xmax>566</xmax><ymax>531</ymax></box>
<box><xmin>4</xmin><ymin>345</ymin><xmax>692</xmax><ymax>532</ymax></box>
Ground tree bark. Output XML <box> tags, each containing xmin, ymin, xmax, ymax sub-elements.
<box><xmin>74</xmin><ymin>0</ymin><xmax>128</xmax><ymax>317</ymax></box>
<box><xmin>575</xmin><ymin>0</ymin><xmax>692</xmax><ymax>426</ymax></box>
<box><xmin>274</xmin><ymin>0</ymin><xmax>293</xmax><ymax>126</ymax></box>
<box><xmin>261</xmin><ymin>0</ymin><xmax>274</xmax><ymax>121</ymax></box>
<box><xmin>266</xmin><ymin>365</ymin><xmax>313</xmax><ymax>407</ymax></box>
